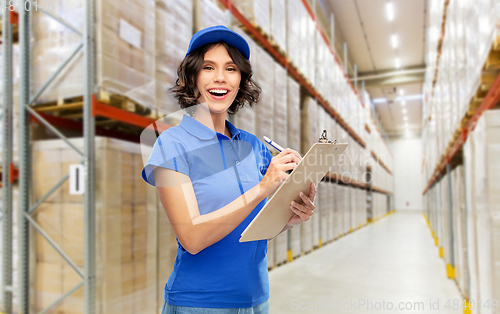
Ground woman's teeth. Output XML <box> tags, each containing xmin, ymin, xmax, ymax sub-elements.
<box><xmin>209</xmin><ymin>89</ymin><xmax>228</xmax><ymax>96</ymax></box>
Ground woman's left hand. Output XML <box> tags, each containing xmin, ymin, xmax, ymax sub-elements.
<box><xmin>287</xmin><ymin>182</ymin><xmax>316</xmax><ymax>227</ymax></box>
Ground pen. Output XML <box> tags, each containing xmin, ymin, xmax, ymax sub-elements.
<box><xmin>263</xmin><ymin>136</ymin><xmax>297</xmax><ymax>174</ymax></box>
<box><xmin>263</xmin><ymin>136</ymin><xmax>285</xmax><ymax>152</ymax></box>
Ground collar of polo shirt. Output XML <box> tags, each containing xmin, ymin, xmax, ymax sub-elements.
<box><xmin>180</xmin><ymin>114</ymin><xmax>241</xmax><ymax>141</ymax></box>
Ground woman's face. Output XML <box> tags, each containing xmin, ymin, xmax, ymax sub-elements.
<box><xmin>196</xmin><ymin>44</ymin><xmax>241</xmax><ymax>114</ymax></box>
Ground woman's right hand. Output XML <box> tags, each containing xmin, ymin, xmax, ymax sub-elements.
<box><xmin>259</xmin><ymin>148</ymin><xmax>302</xmax><ymax>197</ymax></box>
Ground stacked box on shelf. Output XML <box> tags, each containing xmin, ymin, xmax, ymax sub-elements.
<box><xmin>320</xmin><ymin>181</ymin><xmax>329</xmax><ymax>245</ymax></box>
<box><xmin>273</xmin><ymin>61</ymin><xmax>288</xmax><ymax>266</ymax></box>
<box><xmin>299</xmin><ymin>95</ymin><xmax>317</xmax><ymax>253</ymax></box>
<box><xmin>287</xmin><ymin>0</ymin><xmax>314</xmax><ymax>84</ymax></box>
<box><xmin>463</xmin><ymin>133</ymin><xmax>480</xmax><ymax>308</ymax></box>
<box><xmin>262</xmin><ymin>49</ymin><xmax>274</xmax><ymax>269</ymax></box>
<box><xmin>286</xmin><ymin>0</ymin><xmax>302</xmax><ymax>74</ymax></box>
<box><xmin>287</xmin><ymin>77</ymin><xmax>301</xmax><ymax>153</ymax></box>
<box><xmin>270</xmin><ymin>0</ymin><xmax>286</xmax><ymax>54</ymax></box>
<box><xmin>342</xmin><ymin>185</ymin><xmax>351</xmax><ymax>234</ymax></box>
<box><xmin>315</xmin><ymin>31</ymin><xmax>334</xmax><ymax>107</ymax></box>
<box><xmin>32</xmin><ymin>137</ymin><xmax>166</xmax><ymax>314</ymax></box>
<box><xmin>267</xmin><ymin>239</ymin><xmax>275</xmax><ymax>269</ymax></box>
<box><xmin>327</xmin><ymin>117</ymin><xmax>339</xmax><ymax>174</ymax></box>
<box><xmin>287</xmin><ymin>76</ymin><xmax>301</xmax><ymax>257</ymax></box>
<box><xmin>314</xmin><ymin>105</ymin><xmax>327</xmax><ymax>247</ymax></box>
<box><xmin>452</xmin><ymin>165</ymin><xmax>468</xmax><ymax>297</ymax></box>
<box><xmin>436</xmin><ymin>180</ymin><xmax>443</xmax><ymax>247</ymax></box>
<box><xmin>333</xmin><ymin>184</ymin><xmax>341</xmax><ymax>238</ymax></box>
<box><xmin>194</xmin><ymin>0</ymin><xmax>227</xmax><ymax>31</ymax></box>
<box><xmin>232</xmin><ymin>0</ymin><xmax>270</xmax><ymax>36</ymax></box>
<box><xmin>328</xmin><ymin>183</ymin><xmax>336</xmax><ymax>242</ymax></box>
<box><xmin>254</xmin><ymin>45</ymin><xmax>274</xmax><ymax>142</ymax></box>
<box><xmin>468</xmin><ymin>110</ymin><xmax>500</xmax><ymax>307</ymax></box>
<box><xmin>424</xmin><ymin>0</ymin><xmax>499</xmax><ymax>176</ymax></box>
<box><xmin>441</xmin><ymin>171</ymin><xmax>451</xmax><ymax>271</ymax></box>
<box><xmin>305</xmin><ymin>11</ymin><xmax>316</xmax><ymax>85</ymax></box>
<box><xmin>336</xmin><ymin>185</ymin><xmax>345</xmax><ymax>234</ymax></box>
<box><xmin>316</xmin><ymin>182</ymin><xmax>326</xmax><ymax>247</ymax></box>
<box><xmin>156</xmin><ymin>0</ymin><xmax>193</xmax><ymax>115</ymax></box>
<box><xmin>350</xmin><ymin>187</ymin><xmax>357</xmax><ymax>230</ymax></box>
<box><xmin>30</xmin><ymin>0</ymin><xmax>193</xmax><ymax>115</ymax></box>
<box><xmin>359</xmin><ymin>189</ymin><xmax>367</xmax><ymax>226</ymax></box>
<box><xmin>233</xmin><ymin>26</ymin><xmax>258</xmax><ymax>133</ymax></box>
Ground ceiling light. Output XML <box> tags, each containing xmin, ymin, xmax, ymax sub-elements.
<box><xmin>399</xmin><ymin>89</ymin><xmax>404</xmax><ymax>96</ymax></box>
<box><xmin>401</xmin><ymin>101</ymin><xmax>406</xmax><ymax>106</ymax></box>
<box><xmin>395</xmin><ymin>57</ymin><xmax>401</xmax><ymax>68</ymax></box>
<box><xmin>403</xmin><ymin>108</ymin><xmax>407</xmax><ymax>114</ymax></box>
<box><xmin>403</xmin><ymin>116</ymin><xmax>408</xmax><ymax>121</ymax></box>
<box><xmin>386</xmin><ymin>1</ymin><xmax>394</xmax><ymax>21</ymax></box>
<box><xmin>391</xmin><ymin>34</ymin><xmax>398</xmax><ymax>48</ymax></box>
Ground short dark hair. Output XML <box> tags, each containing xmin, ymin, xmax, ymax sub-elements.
<box><xmin>170</xmin><ymin>41</ymin><xmax>261</xmax><ymax>115</ymax></box>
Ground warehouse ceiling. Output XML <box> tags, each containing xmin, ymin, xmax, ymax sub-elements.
<box><xmin>323</xmin><ymin>0</ymin><xmax>427</xmax><ymax>136</ymax></box>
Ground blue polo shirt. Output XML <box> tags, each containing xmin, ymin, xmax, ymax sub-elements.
<box><xmin>142</xmin><ymin>114</ymin><xmax>273</xmax><ymax>308</ymax></box>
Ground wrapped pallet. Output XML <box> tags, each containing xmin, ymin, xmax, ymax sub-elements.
<box><xmin>342</xmin><ymin>185</ymin><xmax>350</xmax><ymax>234</ymax></box>
<box><xmin>273</xmin><ymin>63</ymin><xmax>288</xmax><ymax>150</ymax></box>
<box><xmin>267</xmin><ymin>239</ymin><xmax>275</xmax><ymax>269</ymax></box>
<box><xmin>359</xmin><ymin>188</ymin><xmax>367</xmax><ymax>227</ymax></box>
<box><xmin>463</xmin><ymin>134</ymin><xmax>480</xmax><ymax>310</ymax></box>
<box><xmin>233</xmin><ymin>26</ymin><xmax>258</xmax><ymax>133</ymax></box>
<box><xmin>254</xmin><ymin>46</ymin><xmax>274</xmax><ymax>142</ymax></box>
<box><xmin>287</xmin><ymin>77</ymin><xmax>301</xmax><ymax>153</ymax></box>
<box><xmin>30</xmin><ymin>0</ymin><xmax>193</xmax><ymax>115</ymax></box>
<box><xmin>286</xmin><ymin>0</ymin><xmax>305</xmax><ymax>76</ymax></box>
<box><xmin>318</xmin><ymin>182</ymin><xmax>329</xmax><ymax>246</ymax></box>
<box><xmin>452</xmin><ymin>166</ymin><xmax>468</xmax><ymax>297</ymax></box>
<box><xmin>155</xmin><ymin>0</ymin><xmax>194</xmax><ymax>115</ymax></box>
<box><xmin>349</xmin><ymin>187</ymin><xmax>357</xmax><ymax>231</ymax></box>
<box><xmin>232</xmin><ymin>0</ymin><xmax>270</xmax><ymax>36</ymax></box>
<box><xmin>469</xmin><ymin>110</ymin><xmax>500</xmax><ymax>308</ymax></box>
<box><xmin>326</xmin><ymin>117</ymin><xmax>339</xmax><ymax>175</ymax></box>
<box><xmin>328</xmin><ymin>183</ymin><xmax>336</xmax><ymax>242</ymax></box>
<box><xmin>270</xmin><ymin>0</ymin><xmax>286</xmax><ymax>54</ymax></box>
<box><xmin>32</xmin><ymin>137</ymin><xmax>174</xmax><ymax>314</ymax></box>
<box><xmin>313</xmin><ymin>106</ymin><xmax>328</xmax><ymax>247</ymax></box>
<box><xmin>194</xmin><ymin>0</ymin><xmax>227</xmax><ymax>32</ymax></box>
<box><xmin>441</xmin><ymin>172</ymin><xmax>452</xmax><ymax>275</ymax></box>
<box><xmin>272</xmin><ymin>62</ymin><xmax>288</xmax><ymax>266</ymax></box>
<box><xmin>299</xmin><ymin>94</ymin><xmax>316</xmax><ymax>252</ymax></box>
<box><xmin>300</xmin><ymin>95</ymin><xmax>317</xmax><ymax>153</ymax></box>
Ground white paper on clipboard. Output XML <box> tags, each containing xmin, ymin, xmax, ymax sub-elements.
<box><xmin>239</xmin><ymin>142</ymin><xmax>348</xmax><ymax>242</ymax></box>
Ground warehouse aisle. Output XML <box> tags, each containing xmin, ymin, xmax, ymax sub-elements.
<box><xmin>269</xmin><ymin>211</ymin><xmax>463</xmax><ymax>313</ymax></box>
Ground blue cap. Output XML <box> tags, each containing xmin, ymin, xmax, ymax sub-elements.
<box><xmin>185</xmin><ymin>25</ymin><xmax>250</xmax><ymax>60</ymax></box>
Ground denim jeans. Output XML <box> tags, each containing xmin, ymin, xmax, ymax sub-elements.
<box><xmin>161</xmin><ymin>299</ymin><xmax>270</xmax><ymax>314</ymax></box>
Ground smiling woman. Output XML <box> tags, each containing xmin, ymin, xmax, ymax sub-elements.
<box><xmin>171</xmin><ymin>40</ymin><xmax>260</xmax><ymax>116</ymax></box>
<box><xmin>141</xmin><ymin>25</ymin><xmax>316</xmax><ymax>314</ymax></box>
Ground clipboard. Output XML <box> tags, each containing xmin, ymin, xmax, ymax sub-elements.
<box><xmin>239</xmin><ymin>131</ymin><xmax>348</xmax><ymax>242</ymax></box>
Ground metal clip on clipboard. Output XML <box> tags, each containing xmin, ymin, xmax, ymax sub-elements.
<box><xmin>318</xmin><ymin>129</ymin><xmax>337</xmax><ymax>144</ymax></box>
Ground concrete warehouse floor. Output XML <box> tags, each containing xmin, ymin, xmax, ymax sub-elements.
<box><xmin>269</xmin><ymin>211</ymin><xmax>463</xmax><ymax>314</ymax></box>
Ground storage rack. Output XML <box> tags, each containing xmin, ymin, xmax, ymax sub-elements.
<box><xmin>0</xmin><ymin>1</ymin><xmax>174</xmax><ymax>313</ymax></box>
<box><xmin>219</xmin><ymin>0</ymin><xmax>393</xmax><ymax>194</ymax></box>
<box><xmin>421</xmin><ymin>1</ymin><xmax>500</xmax><ymax>308</ymax></box>
<box><xmin>422</xmin><ymin>72</ymin><xmax>500</xmax><ymax>195</ymax></box>
<box><xmin>0</xmin><ymin>1</ymin><xmax>395</xmax><ymax>312</ymax></box>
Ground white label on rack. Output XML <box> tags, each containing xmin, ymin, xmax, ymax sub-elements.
<box><xmin>69</xmin><ymin>164</ymin><xmax>85</xmax><ymax>195</ymax></box>
<box><xmin>119</xmin><ymin>19</ymin><xmax>142</xmax><ymax>50</ymax></box>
